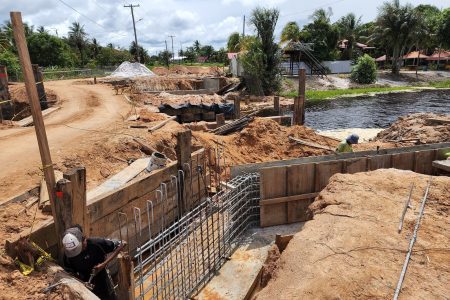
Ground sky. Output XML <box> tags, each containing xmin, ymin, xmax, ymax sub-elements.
<box><xmin>1</xmin><ymin>0</ymin><xmax>450</xmax><ymax>55</ymax></box>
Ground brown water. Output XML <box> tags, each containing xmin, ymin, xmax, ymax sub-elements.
<box><xmin>305</xmin><ymin>90</ymin><xmax>450</xmax><ymax>130</ymax></box>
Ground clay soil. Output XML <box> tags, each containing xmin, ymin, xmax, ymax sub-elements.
<box><xmin>376</xmin><ymin>113</ymin><xmax>450</xmax><ymax>144</ymax></box>
<box><xmin>255</xmin><ymin>169</ymin><xmax>450</xmax><ymax>300</ymax></box>
<box><xmin>152</xmin><ymin>65</ymin><xmax>225</xmax><ymax>77</ymax></box>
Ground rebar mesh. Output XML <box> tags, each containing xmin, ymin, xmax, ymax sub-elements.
<box><xmin>133</xmin><ymin>173</ymin><xmax>260</xmax><ymax>300</ymax></box>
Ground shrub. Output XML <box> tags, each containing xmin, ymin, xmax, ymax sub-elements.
<box><xmin>0</xmin><ymin>50</ymin><xmax>21</xmax><ymax>77</ymax></box>
<box><xmin>350</xmin><ymin>54</ymin><xmax>377</xmax><ymax>84</ymax></box>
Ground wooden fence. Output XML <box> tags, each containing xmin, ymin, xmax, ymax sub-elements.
<box><xmin>259</xmin><ymin>143</ymin><xmax>450</xmax><ymax>227</ymax></box>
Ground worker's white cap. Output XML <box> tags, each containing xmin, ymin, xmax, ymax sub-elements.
<box><xmin>62</xmin><ymin>227</ymin><xmax>83</xmax><ymax>258</ymax></box>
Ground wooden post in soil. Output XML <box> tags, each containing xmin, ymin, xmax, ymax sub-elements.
<box><xmin>274</xmin><ymin>96</ymin><xmax>280</xmax><ymax>115</ymax></box>
<box><xmin>10</xmin><ymin>11</ymin><xmax>59</xmax><ymax>243</ymax></box>
<box><xmin>216</xmin><ymin>113</ymin><xmax>225</xmax><ymax>127</ymax></box>
<box><xmin>54</xmin><ymin>168</ymin><xmax>87</xmax><ymax>260</ymax></box>
<box><xmin>234</xmin><ymin>97</ymin><xmax>241</xmax><ymax>119</ymax></box>
<box><xmin>0</xmin><ymin>65</ymin><xmax>9</xmax><ymax>122</ymax></box>
<box><xmin>117</xmin><ymin>253</ymin><xmax>135</xmax><ymax>300</ymax></box>
<box><xmin>176</xmin><ymin>129</ymin><xmax>192</xmax><ymax>215</ymax></box>
<box><xmin>32</xmin><ymin>64</ymin><xmax>47</xmax><ymax>109</ymax></box>
<box><xmin>294</xmin><ymin>68</ymin><xmax>306</xmax><ymax>125</ymax></box>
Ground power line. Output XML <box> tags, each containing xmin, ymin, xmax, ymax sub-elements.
<box><xmin>280</xmin><ymin>0</ymin><xmax>346</xmax><ymax>18</ymax></box>
<box><xmin>124</xmin><ymin>4</ymin><xmax>141</xmax><ymax>62</ymax></box>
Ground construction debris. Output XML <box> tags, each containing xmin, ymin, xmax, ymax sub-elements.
<box><xmin>211</xmin><ymin>111</ymin><xmax>258</xmax><ymax>135</ymax></box>
<box><xmin>148</xmin><ymin>115</ymin><xmax>177</xmax><ymax>132</ymax></box>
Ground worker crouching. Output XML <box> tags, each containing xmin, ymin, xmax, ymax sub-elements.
<box><xmin>336</xmin><ymin>134</ymin><xmax>359</xmax><ymax>153</ymax></box>
<box><xmin>62</xmin><ymin>225</ymin><xmax>126</xmax><ymax>299</ymax></box>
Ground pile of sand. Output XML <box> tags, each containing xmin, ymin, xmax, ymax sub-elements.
<box><xmin>256</xmin><ymin>169</ymin><xmax>450</xmax><ymax>300</ymax></box>
<box><xmin>376</xmin><ymin>113</ymin><xmax>450</xmax><ymax>144</ymax></box>
<box><xmin>108</xmin><ymin>62</ymin><xmax>156</xmax><ymax>79</ymax></box>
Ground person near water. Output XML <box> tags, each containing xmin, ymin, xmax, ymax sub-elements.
<box><xmin>336</xmin><ymin>133</ymin><xmax>359</xmax><ymax>153</ymax></box>
<box><xmin>62</xmin><ymin>225</ymin><xmax>126</xmax><ymax>299</ymax></box>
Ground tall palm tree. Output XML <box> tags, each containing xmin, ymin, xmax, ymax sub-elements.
<box><xmin>91</xmin><ymin>38</ymin><xmax>100</xmax><ymax>59</ymax></box>
<box><xmin>193</xmin><ymin>40</ymin><xmax>201</xmax><ymax>54</ymax></box>
<box><xmin>68</xmin><ymin>22</ymin><xmax>87</xmax><ymax>65</ymax></box>
<box><xmin>336</xmin><ymin>13</ymin><xmax>362</xmax><ymax>59</ymax></box>
<box><xmin>280</xmin><ymin>21</ymin><xmax>301</xmax><ymax>43</ymax></box>
<box><xmin>371</xmin><ymin>0</ymin><xmax>422</xmax><ymax>75</ymax></box>
<box><xmin>311</xmin><ymin>7</ymin><xmax>333</xmax><ymax>23</ymax></box>
<box><xmin>37</xmin><ymin>26</ymin><xmax>47</xmax><ymax>33</ymax></box>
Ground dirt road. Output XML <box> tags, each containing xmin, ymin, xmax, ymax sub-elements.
<box><xmin>0</xmin><ymin>79</ymin><xmax>130</xmax><ymax>202</ymax></box>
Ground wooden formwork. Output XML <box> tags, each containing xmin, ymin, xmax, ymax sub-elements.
<box><xmin>258</xmin><ymin>143</ymin><xmax>450</xmax><ymax>227</ymax></box>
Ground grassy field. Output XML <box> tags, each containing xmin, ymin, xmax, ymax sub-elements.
<box><xmin>281</xmin><ymin>86</ymin><xmax>417</xmax><ymax>101</ymax></box>
<box><xmin>429</xmin><ymin>79</ymin><xmax>450</xmax><ymax>88</ymax></box>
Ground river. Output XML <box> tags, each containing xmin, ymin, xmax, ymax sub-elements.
<box><xmin>304</xmin><ymin>90</ymin><xmax>450</xmax><ymax>130</ymax></box>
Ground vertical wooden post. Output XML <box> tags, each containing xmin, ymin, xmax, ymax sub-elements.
<box><xmin>55</xmin><ymin>178</ymin><xmax>72</xmax><ymax>260</ymax></box>
<box><xmin>215</xmin><ymin>113</ymin><xmax>225</xmax><ymax>127</ymax></box>
<box><xmin>11</xmin><ymin>12</ymin><xmax>59</xmax><ymax>239</ymax></box>
<box><xmin>234</xmin><ymin>97</ymin><xmax>241</xmax><ymax>119</ymax></box>
<box><xmin>0</xmin><ymin>65</ymin><xmax>9</xmax><ymax>122</ymax></box>
<box><xmin>296</xmin><ymin>68</ymin><xmax>306</xmax><ymax>125</ymax></box>
<box><xmin>274</xmin><ymin>96</ymin><xmax>280</xmax><ymax>115</ymax></box>
<box><xmin>117</xmin><ymin>253</ymin><xmax>135</xmax><ymax>300</ymax></box>
<box><xmin>32</xmin><ymin>64</ymin><xmax>47</xmax><ymax>109</ymax></box>
<box><xmin>63</xmin><ymin>167</ymin><xmax>87</xmax><ymax>230</ymax></box>
<box><xmin>176</xmin><ymin>129</ymin><xmax>192</xmax><ymax>214</ymax></box>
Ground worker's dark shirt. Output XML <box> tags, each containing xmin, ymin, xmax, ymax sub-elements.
<box><xmin>63</xmin><ymin>238</ymin><xmax>118</xmax><ymax>299</ymax></box>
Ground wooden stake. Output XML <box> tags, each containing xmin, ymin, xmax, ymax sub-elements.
<box><xmin>233</xmin><ymin>97</ymin><xmax>241</xmax><ymax>119</ymax></box>
<box><xmin>117</xmin><ymin>253</ymin><xmax>135</xmax><ymax>300</ymax></box>
<box><xmin>63</xmin><ymin>167</ymin><xmax>87</xmax><ymax>231</ymax></box>
<box><xmin>294</xmin><ymin>68</ymin><xmax>306</xmax><ymax>125</ymax></box>
<box><xmin>32</xmin><ymin>64</ymin><xmax>47</xmax><ymax>109</ymax></box>
<box><xmin>215</xmin><ymin>113</ymin><xmax>225</xmax><ymax>126</ymax></box>
<box><xmin>176</xmin><ymin>129</ymin><xmax>192</xmax><ymax>215</ymax></box>
<box><xmin>274</xmin><ymin>96</ymin><xmax>280</xmax><ymax>115</ymax></box>
<box><xmin>10</xmin><ymin>12</ymin><xmax>59</xmax><ymax>240</ymax></box>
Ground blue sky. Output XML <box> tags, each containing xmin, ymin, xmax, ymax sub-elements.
<box><xmin>1</xmin><ymin>0</ymin><xmax>449</xmax><ymax>54</ymax></box>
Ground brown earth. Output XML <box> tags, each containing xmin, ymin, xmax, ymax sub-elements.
<box><xmin>152</xmin><ymin>65</ymin><xmax>225</xmax><ymax>77</ymax></box>
<box><xmin>255</xmin><ymin>169</ymin><xmax>450</xmax><ymax>300</ymax></box>
<box><xmin>9</xmin><ymin>84</ymin><xmax>58</xmax><ymax>104</ymax></box>
<box><xmin>376</xmin><ymin>113</ymin><xmax>450</xmax><ymax>144</ymax></box>
<box><xmin>136</xmin><ymin>92</ymin><xmax>225</xmax><ymax>107</ymax></box>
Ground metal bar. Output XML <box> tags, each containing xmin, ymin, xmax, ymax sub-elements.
<box><xmin>393</xmin><ymin>177</ymin><xmax>432</xmax><ymax>300</ymax></box>
<box><xmin>398</xmin><ymin>183</ymin><xmax>415</xmax><ymax>233</ymax></box>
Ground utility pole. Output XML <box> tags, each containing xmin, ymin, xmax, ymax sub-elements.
<box><xmin>243</xmin><ymin>15</ymin><xmax>245</xmax><ymax>36</ymax></box>
<box><xmin>164</xmin><ymin>40</ymin><xmax>169</xmax><ymax>68</ymax></box>
<box><xmin>168</xmin><ymin>35</ymin><xmax>175</xmax><ymax>61</ymax></box>
<box><xmin>124</xmin><ymin>4</ymin><xmax>140</xmax><ymax>63</ymax></box>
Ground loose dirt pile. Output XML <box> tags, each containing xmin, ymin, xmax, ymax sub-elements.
<box><xmin>142</xmin><ymin>92</ymin><xmax>225</xmax><ymax>107</ymax></box>
<box><xmin>255</xmin><ymin>169</ymin><xmax>450</xmax><ymax>300</ymax></box>
<box><xmin>376</xmin><ymin>113</ymin><xmax>450</xmax><ymax>143</ymax></box>
<box><xmin>152</xmin><ymin>65</ymin><xmax>224</xmax><ymax>77</ymax></box>
<box><xmin>132</xmin><ymin>77</ymin><xmax>200</xmax><ymax>92</ymax></box>
<box><xmin>9</xmin><ymin>85</ymin><xmax>58</xmax><ymax>104</ymax></box>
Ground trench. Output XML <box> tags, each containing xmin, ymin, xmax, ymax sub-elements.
<box><xmin>303</xmin><ymin>90</ymin><xmax>450</xmax><ymax>130</ymax></box>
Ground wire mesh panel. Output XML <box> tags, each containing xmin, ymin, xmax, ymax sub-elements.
<box><xmin>133</xmin><ymin>173</ymin><xmax>260</xmax><ymax>300</ymax></box>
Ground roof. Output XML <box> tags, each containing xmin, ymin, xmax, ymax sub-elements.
<box><xmin>427</xmin><ymin>50</ymin><xmax>450</xmax><ymax>61</ymax></box>
<box><xmin>227</xmin><ymin>53</ymin><xmax>238</xmax><ymax>60</ymax></box>
<box><xmin>375</xmin><ymin>55</ymin><xmax>386</xmax><ymax>62</ymax></box>
<box><xmin>403</xmin><ymin>51</ymin><xmax>429</xmax><ymax>59</ymax></box>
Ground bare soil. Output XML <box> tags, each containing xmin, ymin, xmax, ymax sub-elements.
<box><xmin>152</xmin><ymin>65</ymin><xmax>225</xmax><ymax>77</ymax></box>
<box><xmin>376</xmin><ymin>113</ymin><xmax>450</xmax><ymax>144</ymax></box>
<box><xmin>255</xmin><ymin>169</ymin><xmax>450</xmax><ymax>300</ymax></box>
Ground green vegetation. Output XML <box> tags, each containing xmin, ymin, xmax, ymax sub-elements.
<box><xmin>241</xmin><ymin>7</ymin><xmax>281</xmax><ymax>95</ymax></box>
<box><xmin>350</xmin><ymin>54</ymin><xmax>377</xmax><ymax>84</ymax></box>
<box><xmin>282</xmin><ymin>86</ymin><xmax>416</xmax><ymax>101</ymax></box>
<box><xmin>429</xmin><ymin>80</ymin><xmax>450</xmax><ymax>88</ymax></box>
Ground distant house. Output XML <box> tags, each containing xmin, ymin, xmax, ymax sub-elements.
<box><xmin>402</xmin><ymin>51</ymin><xmax>429</xmax><ymax>69</ymax></box>
<box><xmin>338</xmin><ymin>39</ymin><xmax>375</xmax><ymax>53</ymax></box>
<box><xmin>197</xmin><ymin>56</ymin><xmax>208</xmax><ymax>63</ymax></box>
<box><xmin>427</xmin><ymin>50</ymin><xmax>450</xmax><ymax>67</ymax></box>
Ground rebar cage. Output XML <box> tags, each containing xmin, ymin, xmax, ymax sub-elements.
<box><xmin>132</xmin><ymin>173</ymin><xmax>260</xmax><ymax>300</ymax></box>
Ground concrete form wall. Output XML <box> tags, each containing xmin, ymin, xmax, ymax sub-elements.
<box><xmin>280</xmin><ymin>60</ymin><xmax>352</xmax><ymax>75</ymax></box>
<box><xmin>258</xmin><ymin>144</ymin><xmax>450</xmax><ymax>227</ymax></box>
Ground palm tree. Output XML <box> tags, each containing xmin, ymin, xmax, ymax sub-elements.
<box><xmin>193</xmin><ymin>40</ymin><xmax>201</xmax><ymax>54</ymax></box>
<box><xmin>371</xmin><ymin>0</ymin><xmax>422</xmax><ymax>75</ymax></box>
<box><xmin>37</xmin><ymin>26</ymin><xmax>47</xmax><ymax>34</ymax></box>
<box><xmin>335</xmin><ymin>13</ymin><xmax>362</xmax><ymax>59</ymax></box>
<box><xmin>91</xmin><ymin>38</ymin><xmax>100</xmax><ymax>59</ymax></box>
<box><xmin>280</xmin><ymin>21</ymin><xmax>301</xmax><ymax>43</ymax></box>
<box><xmin>68</xmin><ymin>22</ymin><xmax>87</xmax><ymax>65</ymax></box>
<box><xmin>227</xmin><ymin>32</ymin><xmax>241</xmax><ymax>52</ymax></box>
<box><xmin>311</xmin><ymin>7</ymin><xmax>333</xmax><ymax>23</ymax></box>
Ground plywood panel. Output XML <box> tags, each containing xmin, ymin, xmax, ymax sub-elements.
<box><xmin>368</xmin><ymin>155</ymin><xmax>392</xmax><ymax>171</ymax></box>
<box><xmin>344</xmin><ymin>157</ymin><xmax>367</xmax><ymax>174</ymax></box>
<box><xmin>286</xmin><ymin>164</ymin><xmax>315</xmax><ymax>223</ymax></box>
<box><xmin>260</xmin><ymin>166</ymin><xmax>287</xmax><ymax>227</ymax></box>
<box><xmin>392</xmin><ymin>152</ymin><xmax>415</xmax><ymax>171</ymax></box>
<box><xmin>414</xmin><ymin>150</ymin><xmax>436</xmax><ymax>174</ymax></box>
<box><xmin>315</xmin><ymin>161</ymin><xmax>343</xmax><ymax>191</ymax></box>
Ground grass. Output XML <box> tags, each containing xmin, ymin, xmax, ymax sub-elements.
<box><xmin>429</xmin><ymin>79</ymin><xmax>450</xmax><ymax>88</ymax></box>
<box><xmin>281</xmin><ymin>86</ymin><xmax>417</xmax><ymax>101</ymax></box>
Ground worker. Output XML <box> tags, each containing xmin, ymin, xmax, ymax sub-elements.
<box><xmin>336</xmin><ymin>133</ymin><xmax>359</xmax><ymax>153</ymax></box>
<box><xmin>62</xmin><ymin>225</ymin><xmax>126</xmax><ymax>299</ymax></box>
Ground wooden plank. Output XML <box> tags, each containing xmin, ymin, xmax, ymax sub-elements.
<box><xmin>15</xmin><ymin>106</ymin><xmax>61</xmax><ymax>127</ymax></box>
<box><xmin>259</xmin><ymin>193</ymin><xmax>318</xmax><ymax>206</ymax></box>
<box><xmin>87</xmin><ymin>158</ymin><xmax>150</xmax><ymax>200</ymax></box>
<box><xmin>286</xmin><ymin>164</ymin><xmax>316</xmax><ymax>223</ymax></box>
<box><xmin>344</xmin><ymin>157</ymin><xmax>368</xmax><ymax>174</ymax></box>
<box><xmin>260</xmin><ymin>166</ymin><xmax>287</xmax><ymax>227</ymax></box>
<box><xmin>148</xmin><ymin>116</ymin><xmax>176</xmax><ymax>132</ymax></box>
<box><xmin>432</xmin><ymin>160</ymin><xmax>450</xmax><ymax>172</ymax></box>
<box><xmin>11</xmin><ymin>11</ymin><xmax>59</xmax><ymax>249</ymax></box>
<box><xmin>368</xmin><ymin>155</ymin><xmax>392</xmax><ymax>171</ymax></box>
<box><xmin>392</xmin><ymin>152</ymin><xmax>415</xmax><ymax>171</ymax></box>
<box><xmin>117</xmin><ymin>253</ymin><xmax>135</xmax><ymax>300</ymax></box>
<box><xmin>126</xmin><ymin>114</ymin><xmax>140</xmax><ymax>121</ymax></box>
<box><xmin>315</xmin><ymin>160</ymin><xmax>344</xmax><ymax>191</ymax></box>
<box><xmin>64</xmin><ymin>167</ymin><xmax>87</xmax><ymax>230</ymax></box>
<box><xmin>289</xmin><ymin>136</ymin><xmax>334</xmax><ymax>151</ymax></box>
<box><xmin>414</xmin><ymin>150</ymin><xmax>436</xmax><ymax>174</ymax></box>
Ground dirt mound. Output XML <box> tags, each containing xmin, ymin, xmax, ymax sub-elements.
<box><xmin>152</xmin><ymin>65</ymin><xmax>224</xmax><ymax>77</ymax></box>
<box><xmin>142</xmin><ymin>92</ymin><xmax>224</xmax><ymax>107</ymax></box>
<box><xmin>376</xmin><ymin>113</ymin><xmax>450</xmax><ymax>144</ymax></box>
<box><xmin>132</xmin><ymin>77</ymin><xmax>199</xmax><ymax>92</ymax></box>
<box><xmin>9</xmin><ymin>85</ymin><xmax>58</xmax><ymax>104</ymax></box>
<box><xmin>193</xmin><ymin>118</ymin><xmax>337</xmax><ymax>166</ymax></box>
<box><xmin>256</xmin><ymin>169</ymin><xmax>450</xmax><ymax>300</ymax></box>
